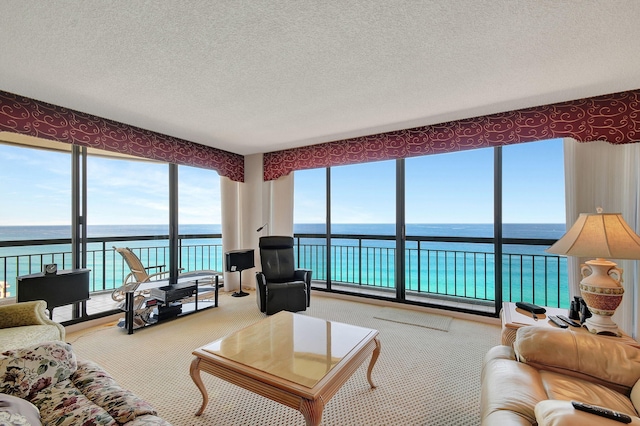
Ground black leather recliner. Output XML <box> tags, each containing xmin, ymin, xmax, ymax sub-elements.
<box><xmin>255</xmin><ymin>236</ymin><xmax>312</xmax><ymax>315</ymax></box>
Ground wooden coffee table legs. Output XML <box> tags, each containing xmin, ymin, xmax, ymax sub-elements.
<box><xmin>190</xmin><ymin>336</ymin><xmax>381</xmax><ymax>425</ymax></box>
<box><xmin>299</xmin><ymin>398</ymin><xmax>325</xmax><ymax>426</ymax></box>
<box><xmin>298</xmin><ymin>339</ymin><xmax>381</xmax><ymax>426</ymax></box>
<box><xmin>189</xmin><ymin>358</ymin><xmax>208</xmax><ymax>416</ymax></box>
<box><xmin>367</xmin><ymin>337</ymin><xmax>381</xmax><ymax>388</ymax></box>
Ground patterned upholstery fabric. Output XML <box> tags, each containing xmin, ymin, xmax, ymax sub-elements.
<box><xmin>30</xmin><ymin>379</ymin><xmax>117</xmax><ymax>426</ymax></box>
<box><xmin>0</xmin><ymin>341</ymin><xmax>171</xmax><ymax>425</ymax></box>
<box><xmin>0</xmin><ymin>341</ymin><xmax>77</xmax><ymax>399</ymax></box>
<box><xmin>72</xmin><ymin>359</ymin><xmax>159</xmax><ymax>424</ymax></box>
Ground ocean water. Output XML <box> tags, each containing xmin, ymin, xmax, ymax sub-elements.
<box><xmin>0</xmin><ymin>223</ymin><xmax>565</xmax><ymax>241</ymax></box>
<box><xmin>0</xmin><ymin>223</ymin><xmax>567</xmax><ymax>306</ymax></box>
<box><xmin>293</xmin><ymin>223</ymin><xmax>568</xmax><ymax>307</ymax></box>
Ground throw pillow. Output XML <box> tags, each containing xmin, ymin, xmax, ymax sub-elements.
<box><xmin>0</xmin><ymin>393</ymin><xmax>41</xmax><ymax>426</ymax></box>
<box><xmin>0</xmin><ymin>341</ymin><xmax>77</xmax><ymax>400</ymax></box>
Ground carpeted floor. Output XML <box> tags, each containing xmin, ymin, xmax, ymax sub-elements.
<box><xmin>66</xmin><ymin>291</ymin><xmax>501</xmax><ymax>426</ymax></box>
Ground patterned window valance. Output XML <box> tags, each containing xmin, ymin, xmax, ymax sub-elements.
<box><xmin>263</xmin><ymin>89</ymin><xmax>640</xmax><ymax>181</ymax></box>
<box><xmin>0</xmin><ymin>90</ymin><xmax>244</xmax><ymax>182</ymax></box>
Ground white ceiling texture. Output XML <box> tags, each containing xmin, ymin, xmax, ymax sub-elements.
<box><xmin>2</xmin><ymin>1</ymin><xmax>640</xmax><ymax>156</ymax></box>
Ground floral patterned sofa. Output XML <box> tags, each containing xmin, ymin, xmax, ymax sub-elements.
<box><xmin>1</xmin><ymin>341</ymin><xmax>171</xmax><ymax>425</ymax></box>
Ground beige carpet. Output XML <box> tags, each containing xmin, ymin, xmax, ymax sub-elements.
<box><xmin>66</xmin><ymin>291</ymin><xmax>501</xmax><ymax>426</ymax></box>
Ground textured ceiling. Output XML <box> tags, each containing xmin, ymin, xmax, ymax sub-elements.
<box><xmin>2</xmin><ymin>1</ymin><xmax>640</xmax><ymax>156</ymax></box>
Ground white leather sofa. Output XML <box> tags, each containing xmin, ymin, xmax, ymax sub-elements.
<box><xmin>481</xmin><ymin>326</ymin><xmax>640</xmax><ymax>425</ymax></box>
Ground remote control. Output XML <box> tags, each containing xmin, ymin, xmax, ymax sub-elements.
<box><xmin>572</xmin><ymin>401</ymin><xmax>632</xmax><ymax>423</ymax></box>
<box><xmin>548</xmin><ymin>315</ymin><xmax>568</xmax><ymax>328</ymax></box>
<box><xmin>516</xmin><ymin>302</ymin><xmax>546</xmax><ymax>314</ymax></box>
<box><xmin>557</xmin><ymin>314</ymin><xmax>581</xmax><ymax>327</ymax></box>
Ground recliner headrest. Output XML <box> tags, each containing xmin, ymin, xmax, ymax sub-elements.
<box><xmin>259</xmin><ymin>236</ymin><xmax>294</xmax><ymax>250</ymax></box>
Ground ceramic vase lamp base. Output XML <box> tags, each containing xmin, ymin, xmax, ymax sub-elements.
<box><xmin>580</xmin><ymin>258</ymin><xmax>624</xmax><ymax>337</ymax></box>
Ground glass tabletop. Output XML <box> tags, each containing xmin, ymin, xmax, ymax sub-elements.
<box><xmin>201</xmin><ymin>311</ymin><xmax>376</xmax><ymax>388</ymax></box>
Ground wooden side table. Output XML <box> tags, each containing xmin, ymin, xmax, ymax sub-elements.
<box><xmin>500</xmin><ymin>302</ymin><xmax>640</xmax><ymax>348</ymax></box>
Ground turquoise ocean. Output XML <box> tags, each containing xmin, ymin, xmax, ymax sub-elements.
<box><xmin>0</xmin><ymin>223</ymin><xmax>567</xmax><ymax>306</ymax></box>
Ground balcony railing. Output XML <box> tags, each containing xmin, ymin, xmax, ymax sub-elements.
<box><xmin>0</xmin><ymin>233</ymin><xmax>567</xmax><ymax>310</ymax></box>
<box><xmin>0</xmin><ymin>234</ymin><xmax>224</xmax><ymax>298</ymax></box>
<box><xmin>293</xmin><ymin>234</ymin><xmax>568</xmax><ymax>309</ymax></box>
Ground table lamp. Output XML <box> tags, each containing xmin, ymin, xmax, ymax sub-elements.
<box><xmin>546</xmin><ymin>209</ymin><xmax>640</xmax><ymax>336</ymax></box>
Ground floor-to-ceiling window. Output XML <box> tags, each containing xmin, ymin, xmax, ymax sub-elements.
<box><xmin>86</xmin><ymin>153</ymin><xmax>169</xmax><ymax>297</ymax></box>
<box><xmin>178</xmin><ymin>164</ymin><xmax>223</xmax><ymax>272</ymax></box>
<box><xmin>0</xmin><ymin>142</ymin><xmax>71</xmax><ymax>298</ymax></box>
<box><xmin>330</xmin><ymin>160</ymin><xmax>396</xmax><ymax>296</ymax></box>
<box><xmin>0</xmin><ymin>139</ymin><xmax>224</xmax><ymax>322</ymax></box>
<box><xmin>405</xmin><ymin>147</ymin><xmax>494</xmax><ymax>308</ymax></box>
<box><xmin>501</xmin><ymin>139</ymin><xmax>567</xmax><ymax>307</ymax></box>
<box><xmin>293</xmin><ymin>139</ymin><xmax>566</xmax><ymax>316</ymax></box>
<box><xmin>293</xmin><ymin>167</ymin><xmax>327</xmax><ymax>283</ymax></box>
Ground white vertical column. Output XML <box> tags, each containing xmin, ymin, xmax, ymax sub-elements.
<box><xmin>562</xmin><ymin>137</ymin><xmax>581</xmax><ymax>301</ymax></box>
<box><xmin>236</xmin><ymin>154</ymin><xmax>295</xmax><ymax>282</ymax></box>
<box><xmin>243</xmin><ymin>153</ymin><xmax>264</xmax><ymax>289</ymax></box>
<box><xmin>220</xmin><ymin>176</ymin><xmax>239</xmax><ymax>292</ymax></box>
<box><xmin>271</xmin><ymin>173</ymin><xmax>294</xmax><ymax>236</ymax></box>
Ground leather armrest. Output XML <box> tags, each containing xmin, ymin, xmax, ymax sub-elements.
<box><xmin>514</xmin><ymin>327</ymin><xmax>640</xmax><ymax>390</ymax></box>
<box><xmin>255</xmin><ymin>272</ymin><xmax>267</xmax><ymax>312</ymax></box>
<box><xmin>293</xmin><ymin>269</ymin><xmax>312</xmax><ymax>283</ymax></box>
<box><xmin>535</xmin><ymin>400</ymin><xmax>640</xmax><ymax>426</ymax></box>
<box><xmin>293</xmin><ymin>269</ymin><xmax>312</xmax><ymax>306</ymax></box>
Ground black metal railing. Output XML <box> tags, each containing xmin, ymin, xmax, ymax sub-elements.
<box><xmin>0</xmin><ymin>232</ymin><xmax>567</xmax><ymax>309</ymax></box>
<box><xmin>0</xmin><ymin>234</ymin><xmax>224</xmax><ymax>297</ymax></box>
<box><xmin>293</xmin><ymin>234</ymin><xmax>568</xmax><ymax>308</ymax></box>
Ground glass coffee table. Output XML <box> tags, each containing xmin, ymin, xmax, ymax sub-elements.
<box><xmin>190</xmin><ymin>311</ymin><xmax>381</xmax><ymax>426</ymax></box>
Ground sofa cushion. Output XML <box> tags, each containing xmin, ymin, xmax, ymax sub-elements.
<box><xmin>540</xmin><ymin>370</ymin><xmax>638</xmax><ymax>417</ymax></box>
<box><xmin>514</xmin><ymin>326</ymin><xmax>640</xmax><ymax>391</ymax></box>
<box><xmin>0</xmin><ymin>393</ymin><xmax>41</xmax><ymax>425</ymax></box>
<box><xmin>29</xmin><ymin>378</ymin><xmax>117</xmax><ymax>426</ymax></box>
<box><xmin>480</xmin><ymin>345</ymin><xmax>549</xmax><ymax>425</ymax></box>
<box><xmin>0</xmin><ymin>341</ymin><xmax>76</xmax><ymax>399</ymax></box>
<box><xmin>535</xmin><ymin>400</ymin><xmax>640</xmax><ymax>426</ymax></box>
<box><xmin>72</xmin><ymin>359</ymin><xmax>159</xmax><ymax>424</ymax></box>
<box><xmin>0</xmin><ymin>325</ymin><xmax>64</xmax><ymax>352</ymax></box>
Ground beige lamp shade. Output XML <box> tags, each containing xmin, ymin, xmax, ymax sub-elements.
<box><xmin>546</xmin><ymin>213</ymin><xmax>640</xmax><ymax>260</ymax></box>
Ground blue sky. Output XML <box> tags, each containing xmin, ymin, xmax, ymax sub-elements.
<box><xmin>0</xmin><ymin>138</ymin><xmax>564</xmax><ymax>226</ymax></box>
<box><xmin>0</xmin><ymin>143</ymin><xmax>221</xmax><ymax>226</ymax></box>
<box><xmin>295</xmin><ymin>138</ymin><xmax>565</xmax><ymax>224</ymax></box>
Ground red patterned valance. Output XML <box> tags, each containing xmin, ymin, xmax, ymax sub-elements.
<box><xmin>264</xmin><ymin>89</ymin><xmax>640</xmax><ymax>181</ymax></box>
<box><xmin>0</xmin><ymin>91</ymin><xmax>244</xmax><ymax>182</ymax></box>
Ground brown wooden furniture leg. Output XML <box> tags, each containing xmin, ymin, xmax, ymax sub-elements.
<box><xmin>299</xmin><ymin>397</ymin><xmax>325</xmax><ymax>426</ymax></box>
<box><xmin>366</xmin><ymin>337</ymin><xmax>381</xmax><ymax>388</ymax></box>
<box><xmin>190</xmin><ymin>358</ymin><xmax>209</xmax><ymax>416</ymax></box>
